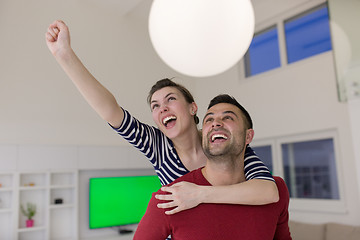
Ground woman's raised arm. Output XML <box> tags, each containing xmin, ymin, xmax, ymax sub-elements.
<box><xmin>45</xmin><ymin>20</ymin><xmax>124</xmax><ymax>128</ymax></box>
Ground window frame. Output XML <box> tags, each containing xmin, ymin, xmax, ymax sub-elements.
<box><xmin>244</xmin><ymin>25</ymin><xmax>281</xmax><ymax>77</ymax></box>
<box><xmin>252</xmin><ymin>129</ymin><xmax>346</xmax><ymax>213</ymax></box>
<box><xmin>238</xmin><ymin>0</ymin><xmax>330</xmax><ymax>80</ymax></box>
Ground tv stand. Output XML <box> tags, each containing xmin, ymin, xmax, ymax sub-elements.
<box><xmin>118</xmin><ymin>227</ymin><xmax>134</xmax><ymax>235</ymax></box>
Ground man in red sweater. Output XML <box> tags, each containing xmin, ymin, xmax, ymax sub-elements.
<box><xmin>134</xmin><ymin>94</ymin><xmax>292</xmax><ymax>240</ymax></box>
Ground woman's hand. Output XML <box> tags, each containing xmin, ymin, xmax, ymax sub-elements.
<box><xmin>155</xmin><ymin>181</ymin><xmax>204</xmax><ymax>215</ymax></box>
<box><xmin>45</xmin><ymin>20</ymin><xmax>71</xmax><ymax>57</ymax></box>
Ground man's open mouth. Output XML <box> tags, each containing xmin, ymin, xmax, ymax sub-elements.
<box><xmin>211</xmin><ymin>133</ymin><xmax>228</xmax><ymax>143</ymax></box>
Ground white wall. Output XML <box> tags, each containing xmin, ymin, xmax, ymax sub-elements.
<box><xmin>0</xmin><ymin>0</ymin><xmax>195</xmax><ymax>146</ymax></box>
<box><xmin>1</xmin><ymin>0</ymin><xmax>360</xmax><ymax>232</ymax></box>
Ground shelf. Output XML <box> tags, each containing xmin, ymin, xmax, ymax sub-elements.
<box><xmin>0</xmin><ymin>189</ymin><xmax>13</xmax><ymax>209</ymax></box>
<box><xmin>18</xmin><ymin>226</ymin><xmax>46</xmax><ymax>233</ymax></box>
<box><xmin>50</xmin><ymin>205</ymin><xmax>76</xmax><ymax>240</ymax></box>
<box><xmin>0</xmin><ymin>170</ymin><xmax>78</xmax><ymax>240</ymax></box>
<box><xmin>50</xmin><ymin>187</ymin><xmax>75</xmax><ymax>205</ymax></box>
<box><xmin>50</xmin><ymin>204</ymin><xmax>75</xmax><ymax>209</ymax></box>
<box><xmin>0</xmin><ymin>208</ymin><xmax>12</xmax><ymax>213</ymax></box>
<box><xmin>0</xmin><ymin>173</ymin><xmax>13</xmax><ymax>240</ymax></box>
<box><xmin>18</xmin><ymin>226</ymin><xmax>47</xmax><ymax>240</ymax></box>
<box><xmin>18</xmin><ymin>174</ymin><xmax>47</xmax><ymax>231</ymax></box>
<box><xmin>51</xmin><ymin>172</ymin><xmax>75</xmax><ymax>186</ymax></box>
<box><xmin>0</xmin><ymin>211</ymin><xmax>13</xmax><ymax>240</ymax></box>
<box><xmin>50</xmin><ymin>185</ymin><xmax>75</xmax><ymax>189</ymax></box>
<box><xmin>0</xmin><ymin>173</ymin><xmax>13</xmax><ymax>189</ymax></box>
<box><xmin>20</xmin><ymin>173</ymin><xmax>47</xmax><ymax>188</ymax></box>
<box><xmin>20</xmin><ymin>186</ymin><xmax>47</xmax><ymax>191</ymax></box>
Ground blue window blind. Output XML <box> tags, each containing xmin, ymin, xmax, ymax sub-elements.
<box><xmin>245</xmin><ymin>26</ymin><xmax>281</xmax><ymax>77</ymax></box>
<box><xmin>285</xmin><ymin>5</ymin><xmax>332</xmax><ymax>64</ymax></box>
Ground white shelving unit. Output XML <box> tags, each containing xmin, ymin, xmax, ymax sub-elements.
<box><xmin>0</xmin><ymin>144</ymin><xmax>151</xmax><ymax>240</ymax></box>
<box><xmin>0</xmin><ymin>173</ymin><xmax>14</xmax><ymax>212</ymax></box>
<box><xmin>0</xmin><ymin>171</ymin><xmax>78</xmax><ymax>240</ymax></box>
<box><xmin>49</xmin><ymin>171</ymin><xmax>78</xmax><ymax>240</ymax></box>
<box><xmin>0</xmin><ymin>173</ymin><xmax>15</xmax><ymax>240</ymax></box>
<box><xmin>18</xmin><ymin>172</ymin><xmax>47</xmax><ymax>239</ymax></box>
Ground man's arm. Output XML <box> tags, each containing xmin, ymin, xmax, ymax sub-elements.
<box><xmin>134</xmin><ymin>192</ymin><xmax>171</xmax><ymax>240</ymax></box>
<box><xmin>45</xmin><ymin>20</ymin><xmax>124</xmax><ymax>128</ymax></box>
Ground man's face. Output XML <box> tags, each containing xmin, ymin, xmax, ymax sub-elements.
<box><xmin>202</xmin><ymin>103</ymin><xmax>252</xmax><ymax>159</ymax></box>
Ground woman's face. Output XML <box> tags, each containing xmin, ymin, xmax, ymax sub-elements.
<box><xmin>150</xmin><ymin>86</ymin><xmax>197</xmax><ymax>139</ymax></box>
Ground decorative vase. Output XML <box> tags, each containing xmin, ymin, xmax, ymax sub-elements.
<box><xmin>26</xmin><ymin>219</ymin><xmax>34</xmax><ymax>228</ymax></box>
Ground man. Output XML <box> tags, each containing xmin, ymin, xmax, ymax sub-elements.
<box><xmin>134</xmin><ymin>94</ymin><xmax>292</xmax><ymax>240</ymax></box>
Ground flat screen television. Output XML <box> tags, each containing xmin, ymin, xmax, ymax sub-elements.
<box><xmin>89</xmin><ymin>175</ymin><xmax>161</xmax><ymax>229</ymax></box>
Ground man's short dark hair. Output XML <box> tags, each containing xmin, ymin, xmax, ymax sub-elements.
<box><xmin>207</xmin><ymin>94</ymin><xmax>253</xmax><ymax>129</ymax></box>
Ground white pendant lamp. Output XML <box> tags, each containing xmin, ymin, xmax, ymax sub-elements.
<box><xmin>148</xmin><ymin>0</ymin><xmax>255</xmax><ymax>77</ymax></box>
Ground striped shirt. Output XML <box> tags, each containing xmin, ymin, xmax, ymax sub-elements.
<box><xmin>111</xmin><ymin>109</ymin><xmax>274</xmax><ymax>185</ymax></box>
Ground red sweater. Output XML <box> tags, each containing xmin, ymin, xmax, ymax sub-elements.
<box><xmin>134</xmin><ymin>168</ymin><xmax>292</xmax><ymax>240</ymax></box>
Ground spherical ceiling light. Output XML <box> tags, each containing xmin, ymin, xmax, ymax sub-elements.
<box><xmin>148</xmin><ymin>0</ymin><xmax>255</xmax><ymax>78</ymax></box>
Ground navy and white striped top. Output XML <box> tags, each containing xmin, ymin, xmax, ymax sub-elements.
<box><xmin>111</xmin><ymin>109</ymin><xmax>274</xmax><ymax>186</ymax></box>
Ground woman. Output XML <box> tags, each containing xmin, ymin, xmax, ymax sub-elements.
<box><xmin>45</xmin><ymin>20</ymin><xmax>278</xmax><ymax>215</ymax></box>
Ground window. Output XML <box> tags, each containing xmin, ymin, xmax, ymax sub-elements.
<box><xmin>252</xmin><ymin>145</ymin><xmax>273</xmax><ymax>174</ymax></box>
<box><xmin>284</xmin><ymin>4</ymin><xmax>332</xmax><ymax>64</ymax></box>
<box><xmin>244</xmin><ymin>26</ymin><xmax>281</xmax><ymax>77</ymax></box>
<box><xmin>252</xmin><ymin>131</ymin><xmax>344</xmax><ymax>213</ymax></box>
<box><xmin>243</xmin><ymin>4</ymin><xmax>333</xmax><ymax>77</ymax></box>
<box><xmin>282</xmin><ymin>138</ymin><xmax>339</xmax><ymax>200</ymax></box>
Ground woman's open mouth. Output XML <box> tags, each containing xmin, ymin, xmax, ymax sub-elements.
<box><xmin>162</xmin><ymin>115</ymin><xmax>177</xmax><ymax>128</ymax></box>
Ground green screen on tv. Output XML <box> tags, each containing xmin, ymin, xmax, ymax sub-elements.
<box><xmin>89</xmin><ymin>175</ymin><xmax>161</xmax><ymax>229</ymax></box>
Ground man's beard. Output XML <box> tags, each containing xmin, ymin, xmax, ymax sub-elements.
<box><xmin>203</xmin><ymin>135</ymin><xmax>246</xmax><ymax>160</ymax></box>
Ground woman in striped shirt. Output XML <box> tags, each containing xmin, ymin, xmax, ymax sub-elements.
<box><xmin>45</xmin><ymin>20</ymin><xmax>279</xmax><ymax>215</ymax></box>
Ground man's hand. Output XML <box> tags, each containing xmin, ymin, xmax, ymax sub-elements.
<box><xmin>45</xmin><ymin>20</ymin><xmax>71</xmax><ymax>57</ymax></box>
<box><xmin>155</xmin><ymin>181</ymin><xmax>204</xmax><ymax>215</ymax></box>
